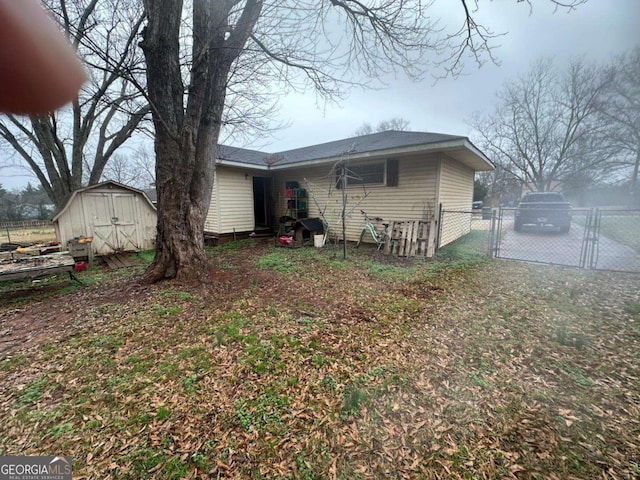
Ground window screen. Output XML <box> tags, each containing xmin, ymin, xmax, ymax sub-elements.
<box><xmin>346</xmin><ymin>162</ymin><xmax>385</xmax><ymax>186</ymax></box>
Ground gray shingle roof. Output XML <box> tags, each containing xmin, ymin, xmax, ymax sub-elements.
<box><xmin>143</xmin><ymin>188</ymin><xmax>157</xmax><ymax>203</ymax></box>
<box><xmin>273</xmin><ymin>131</ymin><xmax>464</xmax><ymax>165</ymax></box>
<box><xmin>216</xmin><ymin>144</ymin><xmax>270</xmax><ymax>166</ymax></box>
<box><xmin>217</xmin><ymin>131</ymin><xmax>466</xmax><ymax>168</ymax></box>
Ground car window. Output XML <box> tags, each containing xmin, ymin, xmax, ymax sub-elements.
<box><xmin>522</xmin><ymin>193</ymin><xmax>564</xmax><ymax>202</ymax></box>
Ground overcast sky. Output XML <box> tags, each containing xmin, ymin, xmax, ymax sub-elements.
<box><xmin>1</xmin><ymin>0</ymin><xmax>639</xmax><ymax>190</ymax></box>
<box><xmin>256</xmin><ymin>0</ymin><xmax>640</xmax><ymax>152</ymax></box>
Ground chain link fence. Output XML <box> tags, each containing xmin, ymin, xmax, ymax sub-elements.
<box><xmin>435</xmin><ymin>210</ymin><xmax>491</xmax><ymax>260</ymax></box>
<box><xmin>589</xmin><ymin>209</ymin><xmax>640</xmax><ymax>272</ymax></box>
<box><xmin>493</xmin><ymin>207</ymin><xmax>590</xmax><ymax>267</ymax></box>
<box><xmin>436</xmin><ymin>208</ymin><xmax>640</xmax><ymax>273</ymax></box>
<box><xmin>0</xmin><ymin>220</ymin><xmax>56</xmax><ymax>247</ymax></box>
<box><xmin>490</xmin><ymin>207</ymin><xmax>640</xmax><ymax>273</ymax></box>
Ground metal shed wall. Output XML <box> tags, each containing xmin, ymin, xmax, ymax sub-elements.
<box><xmin>53</xmin><ymin>182</ymin><xmax>157</xmax><ymax>256</ymax></box>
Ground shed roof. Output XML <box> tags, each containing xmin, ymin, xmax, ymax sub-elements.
<box><xmin>216</xmin><ymin>131</ymin><xmax>493</xmax><ymax>171</ymax></box>
<box><xmin>52</xmin><ymin>180</ymin><xmax>156</xmax><ymax>222</ymax></box>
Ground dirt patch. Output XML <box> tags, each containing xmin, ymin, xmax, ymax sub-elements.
<box><xmin>0</xmin><ymin>241</ymin><xmax>275</xmax><ymax>355</ymax></box>
<box><xmin>0</xmin><ymin>280</ymin><xmax>153</xmax><ymax>355</ymax></box>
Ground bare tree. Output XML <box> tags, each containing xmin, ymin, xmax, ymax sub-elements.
<box><xmin>470</xmin><ymin>57</ymin><xmax>615</xmax><ymax>193</ymax></box>
<box><xmin>475</xmin><ymin>166</ymin><xmax>523</xmax><ymax>207</ymax></box>
<box><xmin>101</xmin><ymin>145</ymin><xmax>156</xmax><ymax>188</ymax></box>
<box><xmin>0</xmin><ymin>0</ymin><xmax>150</xmax><ymax>209</ymax></box>
<box><xmin>141</xmin><ymin>0</ymin><xmax>586</xmax><ymax>283</ymax></box>
<box><xmin>354</xmin><ymin>117</ymin><xmax>411</xmax><ymax>137</ymax></box>
<box><xmin>599</xmin><ymin>47</ymin><xmax>640</xmax><ymax>205</ymax></box>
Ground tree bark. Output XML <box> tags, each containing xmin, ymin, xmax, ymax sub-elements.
<box><xmin>141</xmin><ymin>0</ymin><xmax>262</xmax><ymax>283</ymax></box>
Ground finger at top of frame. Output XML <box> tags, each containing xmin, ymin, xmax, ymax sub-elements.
<box><xmin>0</xmin><ymin>0</ymin><xmax>86</xmax><ymax>115</ymax></box>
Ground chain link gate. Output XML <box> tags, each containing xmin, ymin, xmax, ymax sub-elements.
<box><xmin>490</xmin><ymin>207</ymin><xmax>640</xmax><ymax>273</ymax></box>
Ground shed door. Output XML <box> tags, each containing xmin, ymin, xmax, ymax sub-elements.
<box><xmin>85</xmin><ymin>192</ymin><xmax>140</xmax><ymax>254</ymax></box>
<box><xmin>85</xmin><ymin>193</ymin><xmax>118</xmax><ymax>254</ymax></box>
<box><xmin>112</xmin><ymin>194</ymin><xmax>139</xmax><ymax>251</ymax></box>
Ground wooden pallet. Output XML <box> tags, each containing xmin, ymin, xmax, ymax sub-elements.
<box><xmin>102</xmin><ymin>253</ymin><xmax>136</xmax><ymax>270</ymax></box>
<box><xmin>384</xmin><ymin>219</ymin><xmax>436</xmax><ymax>257</ymax></box>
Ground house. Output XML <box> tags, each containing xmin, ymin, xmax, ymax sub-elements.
<box><xmin>205</xmin><ymin>130</ymin><xmax>493</xmax><ymax>250</ymax></box>
<box><xmin>53</xmin><ymin>181</ymin><xmax>157</xmax><ymax>256</ymax></box>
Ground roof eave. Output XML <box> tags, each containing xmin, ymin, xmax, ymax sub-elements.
<box><xmin>270</xmin><ymin>138</ymin><xmax>494</xmax><ymax>171</ymax></box>
<box><xmin>215</xmin><ymin>159</ymin><xmax>270</xmax><ymax>170</ymax></box>
<box><xmin>463</xmin><ymin>139</ymin><xmax>494</xmax><ymax>171</ymax></box>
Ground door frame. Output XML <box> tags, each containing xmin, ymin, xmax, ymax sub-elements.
<box><xmin>252</xmin><ymin>176</ymin><xmax>272</xmax><ymax>229</ymax></box>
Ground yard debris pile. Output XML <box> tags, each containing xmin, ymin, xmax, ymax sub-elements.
<box><xmin>0</xmin><ymin>251</ymin><xmax>73</xmax><ymax>275</ymax></box>
<box><xmin>0</xmin><ymin>252</ymin><xmax>76</xmax><ymax>284</ymax></box>
<box><xmin>0</xmin><ymin>237</ymin><xmax>79</xmax><ymax>281</ymax></box>
<box><xmin>0</xmin><ymin>241</ymin><xmax>638</xmax><ymax>479</ymax></box>
<box><xmin>0</xmin><ymin>241</ymin><xmax>61</xmax><ymax>254</ymax></box>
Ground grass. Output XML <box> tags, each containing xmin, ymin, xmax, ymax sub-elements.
<box><xmin>342</xmin><ymin>383</ymin><xmax>369</xmax><ymax>417</ymax></box>
<box><xmin>597</xmin><ymin>214</ymin><xmax>640</xmax><ymax>253</ymax></box>
<box><xmin>257</xmin><ymin>250</ymin><xmax>298</xmax><ymax>272</ymax></box>
<box><xmin>0</xmin><ymin>223</ymin><xmax>56</xmax><ymax>244</ymax></box>
<box><xmin>0</xmin><ymin>249</ymin><xmax>156</xmax><ymax>308</ymax></box>
<box><xmin>573</xmin><ymin>212</ymin><xmax>640</xmax><ymax>254</ymax></box>
<box><xmin>0</xmin><ymin>239</ymin><xmax>638</xmax><ymax>479</ymax></box>
<box><xmin>435</xmin><ymin>230</ymin><xmax>490</xmax><ymax>262</ymax></box>
<box><xmin>0</xmin><ymin>275</ymin><xmax>81</xmax><ymax>307</ymax></box>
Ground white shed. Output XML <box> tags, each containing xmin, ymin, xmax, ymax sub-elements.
<box><xmin>53</xmin><ymin>181</ymin><xmax>157</xmax><ymax>256</ymax></box>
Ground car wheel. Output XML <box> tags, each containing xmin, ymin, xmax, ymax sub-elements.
<box><xmin>559</xmin><ymin>224</ymin><xmax>570</xmax><ymax>234</ymax></box>
<box><xmin>514</xmin><ymin>220</ymin><xmax>522</xmax><ymax>232</ymax></box>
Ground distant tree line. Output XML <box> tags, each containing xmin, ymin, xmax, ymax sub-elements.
<box><xmin>0</xmin><ymin>183</ymin><xmax>53</xmax><ymax>222</ymax></box>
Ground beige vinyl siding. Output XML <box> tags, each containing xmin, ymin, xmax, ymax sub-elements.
<box><xmin>204</xmin><ymin>168</ymin><xmax>220</xmax><ymax>233</ymax></box>
<box><xmin>273</xmin><ymin>155</ymin><xmax>438</xmax><ymax>243</ymax></box>
<box><xmin>437</xmin><ymin>157</ymin><xmax>474</xmax><ymax>246</ymax></box>
<box><xmin>214</xmin><ymin>167</ymin><xmax>255</xmax><ymax>234</ymax></box>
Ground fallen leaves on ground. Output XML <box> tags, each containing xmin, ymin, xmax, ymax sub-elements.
<box><xmin>0</xmin><ymin>240</ymin><xmax>639</xmax><ymax>479</ymax></box>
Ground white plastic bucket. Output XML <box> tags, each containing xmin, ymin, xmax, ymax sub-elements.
<box><xmin>314</xmin><ymin>234</ymin><xmax>324</xmax><ymax>248</ymax></box>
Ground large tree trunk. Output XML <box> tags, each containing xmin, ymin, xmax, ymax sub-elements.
<box><xmin>144</xmin><ymin>137</ymin><xmax>212</xmax><ymax>282</ymax></box>
<box><xmin>141</xmin><ymin>0</ymin><xmax>262</xmax><ymax>283</ymax></box>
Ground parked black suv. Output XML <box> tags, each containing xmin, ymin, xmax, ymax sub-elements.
<box><xmin>514</xmin><ymin>192</ymin><xmax>572</xmax><ymax>233</ymax></box>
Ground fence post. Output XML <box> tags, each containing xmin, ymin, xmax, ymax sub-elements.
<box><xmin>426</xmin><ymin>218</ymin><xmax>436</xmax><ymax>257</ymax></box>
<box><xmin>589</xmin><ymin>208</ymin><xmax>601</xmax><ymax>269</ymax></box>
<box><xmin>579</xmin><ymin>208</ymin><xmax>599</xmax><ymax>269</ymax></box>
<box><xmin>488</xmin><ymin>209</ymin><xmax>495</xmax><ymax>256</ymax></box>
<box><xmin>435</xmin><ymin>203</ymin><xmax>443</xmax><ymax>251</ymax></box>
